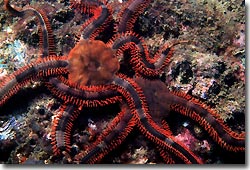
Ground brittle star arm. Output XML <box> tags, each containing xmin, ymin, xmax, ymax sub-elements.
<box><xmin>115</xmin><ymin>0</ymin><xmax>152</xmax><ymax>33</ymax></box>
<box><xmin>47</xmin><ymin>76</ymin><xmax>125</xmax><ymax>157</ymax></box>
<box><xmin>70</xmin><ymin>0</ymin><xmax>113</xmax><ymax>41</ymax></box>
<box><xmin>51</xmin><ymin>104</ymin><xmax>79</xmax><ymax>155</ymax></box>
<box><xmin>107</xmin><ymin>33</ymin><xmax>187</xmax><ymax>77</ymax></box>
<box><xmin>167</xmin><ymin>90</ymin><xmax>245</xmax><ymax>152</ymax></box>
<box><xmin>48</xmin><ymin>79</ymin><xmax>136</xmax><ymax>163</ymax></box>
<box><xmin>0</xmin><ymin>57</ymin><xmax>68</xmax><ymax>107</ymax></box>
<box><xmin>46</xmin><ymin>76</ymin><xmax>122</xmax><ymax>108</ymax></box>
<box><xmin>73</xmin><ymin>104</ymin><xmax>136</xmax><ymax>164</ymax></box>
<box><xmin>47</xmin><ymin>74</ymin><xmax>201</xmax><ymax>164</ymax></box>
<box><xmin>50</xmin><ymin>102</ymin><xmax>136</xmax><ymax>164</ymax></box>
<box><xmin>110</xmin><ymin>74</ymin><xmax>203</xmax><ymax>164</ymax></box>
<box><xmin>4</xmin><ymin>0</ymin><xmax>56</xmax><ymax>57</ymax></box>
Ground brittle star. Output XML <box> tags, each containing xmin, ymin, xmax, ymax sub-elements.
<box><xmin>1</xmin><ymin>0</ymin><xmax>245</xmax><ymax>164</ymax></box>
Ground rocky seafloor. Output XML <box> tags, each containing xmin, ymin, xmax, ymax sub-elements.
<box><xmin>0</xmin><ymin>0</ymin><xmax>245</xmax><ymax>164</ymax></box>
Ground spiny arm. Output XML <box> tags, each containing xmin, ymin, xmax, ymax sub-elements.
<box><xmin>46</xmin><ymin>76</ymin><xmax>122</xmax><ymax>108</ymax></box>
<box><xmin>74</xmin><ymin>104</ymin><xmax>136</xmax><ymax>164</ymax></box>
<box><xmin>4</xmin><ymin>0</ymin><xmax>56</xmax><ymax>58</ymax></box>
<box><xmin>110</xmin><ymin>74</ymin><xmax>203</xmax><ymax>164</ymax></box>
<box><xmin>107</xmin><ymin>32</ymin><xmax>186</xmax><ymax>77</ymax></box>
<box><xmin>70</xmin><ymin>0</ymin><xmax>113</xmax><ymax>40</ymax></box>
<box><xmin>0</xmin><ymin>57</ymin><xmax>68</xmax><ymax>107</ymax></box>
<box><xmin>168</xmin><ymin>90</ymin><xmax>245</xmax><ymax>152</ymax></box>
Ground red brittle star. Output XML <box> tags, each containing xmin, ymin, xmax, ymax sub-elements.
<box><xmin>0</xmin><ymin>0</ymin><xmax>245</xmax><ymax>164</ymax></box>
